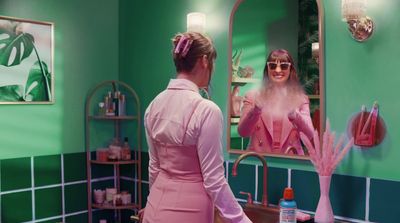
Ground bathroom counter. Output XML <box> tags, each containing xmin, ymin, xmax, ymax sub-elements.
<box><xmin>214</xmin><ymin>208</ymin><xmax>352</xmax><ymax>223</ymax></box>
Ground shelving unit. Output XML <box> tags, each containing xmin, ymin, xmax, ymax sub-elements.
<box><xmin>231</xmin><ymin>117</ymin><xmax>240</xmax><ymax>124</ymax></box>
<box><xmin>85</xmin><ymin>80</ymin><xmax>142</xmax><ymax>223</ymax></box>
<box><xmin>308</xmin><ymin>94</ymin><xmax>320</xmax><ymax>100</ymax></box>
<box><xmin>230</xmin><ymin>76</ymin><xmax>259</xmax><ymax>125</ymax></box>
<box><xmin>231</xmin><ymin>76</ymin><xmax>260</xmax><ymax>86</ymax></box>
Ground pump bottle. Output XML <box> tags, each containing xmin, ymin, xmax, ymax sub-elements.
<box><xmin>279</xmin><ymin>187</ymin><xmax>297</xmax><ymax>223</ymax></box>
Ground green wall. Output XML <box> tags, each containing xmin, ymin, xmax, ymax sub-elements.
<box><xmin>120</xmin><ymin>0</ymin><xmax>400</xmax><ymax>181</ymax></box>
<box><xmin>324</xmin><ymin>0</ymin><xmax>400</xmax><ymax>181</ymax></box>
<box><xmin>0</xmin><ymin>0</ymin><xmax>119</xmax><ymax>159</ymax></box>
<box><xmin>232</xmin><ymin>0</ymin><xmax>298</xmax><ymax>85</ymax></box>
<box><xmin>119</xmin><ymin>0</ymin><xmax>236</xmax><ymax>153</ymax></box>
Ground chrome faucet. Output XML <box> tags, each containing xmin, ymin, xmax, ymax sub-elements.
<box><xmin>232</xmin><ymin>152</ymin><xmax>268</xmax><ymax>206</ymax></box>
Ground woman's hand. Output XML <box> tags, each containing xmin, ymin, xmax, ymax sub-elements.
<box><xmin>254</xmin><ymin>92</ymin><xmax>265</xmax><ymax>111</ymax></box>
<box><xmin>288</xmin><ymin>110</ymin><xmax>299</xmax><ymax>123</ymax></box>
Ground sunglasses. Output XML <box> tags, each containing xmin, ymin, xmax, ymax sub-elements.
<box><xmin>267</xmin><ymin>62</ymin><xmax>291</xmax><ymax>70</ymax></box>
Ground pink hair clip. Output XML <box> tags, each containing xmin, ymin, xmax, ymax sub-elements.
<box><xmin>174</xmin><ymin>35</ymin><xmax>187</xmax><ymax>54</ymax></box>
<box><xmin>174</xmin><ymin>35</ymin><xmax>193</xmax><ymax>58</ymax></box>
<box><xmin>181</xmin><ymin>39</ymin><xmax>193</xmax><ymax>57</ymax></box>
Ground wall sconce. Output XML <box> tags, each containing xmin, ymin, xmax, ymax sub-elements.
<box><xmin>311</xmin><ymin>42</ymin><xmax>319</xmax><ymax>64</ymax></box>
<box><xmin>342</xmin><ymin>0</ymin><xmax>374</xmax><ymax>42</ymax></box>
<box><xmin>187</xmin><ymin>12</ymin><xmax>206</xmax><ymax>33</ymax></box>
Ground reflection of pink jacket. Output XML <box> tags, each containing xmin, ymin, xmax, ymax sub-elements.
<box><xmin>238</xmin><ymin>90</ymin><xmax>314</xmax><ymax>155</ymax></box>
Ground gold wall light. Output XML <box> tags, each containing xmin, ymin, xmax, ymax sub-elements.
<box><xmin>342</xmin><ymin>0</ymin><xmax>374</xmax><ymax>42</ymax></box>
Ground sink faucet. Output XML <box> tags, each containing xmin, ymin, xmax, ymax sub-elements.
<box><xmin>232</xmin><ymin>152</ymin><xmax>268</xmax><ymax>206</ymax></box>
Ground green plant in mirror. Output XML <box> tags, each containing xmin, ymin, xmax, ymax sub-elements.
<box><xmin>232</xmin><ymin>49</ymin><xmax>242</xmax><ymax>78</ymax></box>
<box><xmin>0</xmin><ymin>22</ymin><xmax>51</xmax><ymax>101</ymax></box>
<box><xmin>298</xmin><ymin>0</ymin><xmax>319</xmax><ymax>95</ymax></box>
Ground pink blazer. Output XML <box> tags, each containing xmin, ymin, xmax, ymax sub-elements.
<box><xmin>237</xmin><ymin>90</ymin><xmax>314</xmax><ymax>155</ymax></box>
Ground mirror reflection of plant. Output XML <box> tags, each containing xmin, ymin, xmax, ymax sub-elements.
<box><xmin>232</xmin><ymin>49</ymin><xmax>254</xmax><ymax>79</ymax></box>
<box><xmin>298</xmin><ymin>0</ymin><xmax>319</xmax><ymax>95</ymax></box>
<box><xmin>0</xmin><ymin>21</ymin><xmax>51</xmax><ymax>101</ymax></box>
<box><xmin>232</xmin><ymin>49</ymin><xmax>242</xmax><ymax>78</ymax></box>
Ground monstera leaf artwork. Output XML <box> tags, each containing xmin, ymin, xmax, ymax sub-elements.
<box><xmin>0</xmin><ymin>16</ymin><xmax>53</xmax><ymax>103</ymax></box>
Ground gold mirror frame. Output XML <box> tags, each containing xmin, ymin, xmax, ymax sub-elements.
<box><xmin>226</xmin><ymin>0</ymin><xmax>325</xmax><ymax>160</ymax></box>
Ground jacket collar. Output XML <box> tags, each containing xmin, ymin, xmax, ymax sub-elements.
<box><xmin>167</xmin><ymin>78</ymin><xmax>199</xmax><ymax>93</ymax></box>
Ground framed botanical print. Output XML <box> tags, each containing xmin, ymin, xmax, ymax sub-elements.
<box><xmin>0</xmin><ymin>15</ymin><xmax>54</xmax><ymax>104</ymax></box>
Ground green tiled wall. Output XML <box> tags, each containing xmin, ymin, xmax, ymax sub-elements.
<box><xmin>0</xmin><ymin>152</ymin><xmax>137</xmax><ymax>223</ymax></box>
<box><xmin>291</xmin><ymin>170</ymin><xmax>321</xmax><ymax>212</ymax></box>
<box><xmin>260</xmin><ymin>166</ymin><xmax>287</xmax><ymax>205</ymax></box>
<box><xmin>3</xmin><ymin>151</ymin><xmax>400</xmax><ymax>222</ymax></box>
<box><xmin>329</xmin><ymin>174</ymin><xmax>366</xmax><ymax>220</ymax></box>
<box><xmin>66</xmin><ymin>213</ymin><xmax>88</xmax><ymax>222</ymax></box>
<box><xmin>1</xmin><ymin>158</ymin><xmax>31</xmax><ymax>191</ymax></box>
<box><xmin>64</xmin><ymin>153</ymin><xmax>87</xmax><ymax>182</ymax></box>
<box><xmin>370</xmin><ymin>179</ymin><xmax>400</xmax><ymax>223</ymax></box>
<box><xmin>35</xmin><ymin>187</ymin><xmax>63</xmax><ymax>219</ymax></box>
<box><xmin>34</xmin><ymin>155</ymin><xmax>61</xmax><ymax>187</ymax></box>
<box><xmin>2</xmin><ymin>191</ymin><xmax>32</xmax><ymax>222</ymax></box>
<box><xmin>141</xmin><ymin>182</ymin><xmax>149</xmax><ymax>207</ymax></box>
<box><xmin>139</xmin><ymin>151</ymin><xmax>399</xmax><ymax>223</ymax></box>
<box><xmin>141</xmin><ymin>152</ymin><xmax>149</xmax><ymax>182</ymax></box>
<box><xmin>65</xmin><ymin>183</ymin><xmax>87</xmax><ymax>214</ymax></box>
<box><xmin>228</xmin><ymin>163</ymin><xmax>256</xmax><ymax>200</ymax></box>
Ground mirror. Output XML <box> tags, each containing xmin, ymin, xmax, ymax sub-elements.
<box><xmin>227</xmin><ymin>0</ymin><xmax>325</xmax><ymax>159</ymax></box>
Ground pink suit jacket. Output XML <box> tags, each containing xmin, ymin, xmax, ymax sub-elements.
<box><xmin>238</xmin><ymin>90</ymin><xmax>314</xmax><ymax>155</ymax></box>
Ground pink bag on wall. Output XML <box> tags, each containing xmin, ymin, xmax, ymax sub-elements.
<box><xmin>231</xmin><ymin>86</ymin><xmax>243</xmax><ymax>117</ymax></box>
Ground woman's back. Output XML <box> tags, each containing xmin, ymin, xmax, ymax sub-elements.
<box><xmin>141</xmin><ymin>31</ymin><xmax>251</xmax><ymax>223</ymax></box>
<box><xmin>145</xmin><ymin>79</ymin><xmax>207</xmax><ymax>147</ymax></box>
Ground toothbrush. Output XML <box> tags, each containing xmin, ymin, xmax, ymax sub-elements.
<box><xmin>360</xmin><ymin>104</ymin><xmax>375</xmax><ymax>136</ymax></box>
<box><xmin>356</xmin><ymin>105</ymin><xmax>366</xmax><ymax>138</ymax></box>
<box><xmin>368</xmin><ymin>102</ymin><xmax>379</xmax><ymax>145</ymax></box>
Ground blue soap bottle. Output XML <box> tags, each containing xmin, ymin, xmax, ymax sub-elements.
<box><xmin>279</xmin><ymin>187</ymin><xmax>297</xmax><ymax>223</ymax></box>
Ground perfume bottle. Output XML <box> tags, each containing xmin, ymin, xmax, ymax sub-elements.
<box><xmin>119</xmin><ymin>94</ymin><xmax>126</xmax><ymax>116</ymax></box>
<box><xmin>121</xmin><ymin>137</ymin><xmax>131</xmax><ymax>160</ymax></box>
<box><xmin>113</xmin><ymin>91</ymin><xmax>120</xmax><ymax>116</ymax></box>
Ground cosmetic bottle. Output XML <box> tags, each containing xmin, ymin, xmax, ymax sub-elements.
<box><xmin>119</xmin><ymin>94</ymin><xmax>126</xmax><ymax>116</ymax></box>
<box><xmin>121</xmin><ymin>137</ymin><xmax>131</xmax><ymax>160</ymax></box>
<box><xmin>113</xmin><ymin>91</ymin><xmax>120</xmax><ymax>116</ymax></box>
<box><xmin>105</xmin><ymin>95</ymin><xmax>114</xmax><ymax>116</ymax></box>
<box><xmin>279</xmin><ymin>187</ymin><xmax>297</xmax><ymax>223</ymax></box>
<box><xmin>98</xmin><ymin>102</ymin><xmax>106</xmax><ymax>116</ymax></box>
<box><xmin>108</xmin><ymin>138</ymin><xmax>122</xmax><ymax>160</ymax></box>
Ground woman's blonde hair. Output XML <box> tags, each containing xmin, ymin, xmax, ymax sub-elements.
<box><xmin>172</xmin><ymin>32</ymin><xmax>217</xmax><ymax>73</ymax></box>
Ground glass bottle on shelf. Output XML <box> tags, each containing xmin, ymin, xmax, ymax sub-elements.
<box><xmin>119</xmin><ymin>94</ymin><xmax>126</xmax><ymax>116</ymax></box>
<box><xmin>122</xmin><ymin>137</ymin><xmax>131</xmax><ymax>160</ymax></box>
<box><xmin>108</xmin><ymin>137</ymin><xmax>122</xmax><ymax>161</ymax></box>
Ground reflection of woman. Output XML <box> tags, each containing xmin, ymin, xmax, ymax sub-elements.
<box><xmin>238</xmin><ymin>49</ymin><xmax>314</xmax><ymax>155</ymax></box>
<box><xmin>142</xmin><ymin>32</ymin><xmax>251</xmax><ymax>223</ymax></box>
